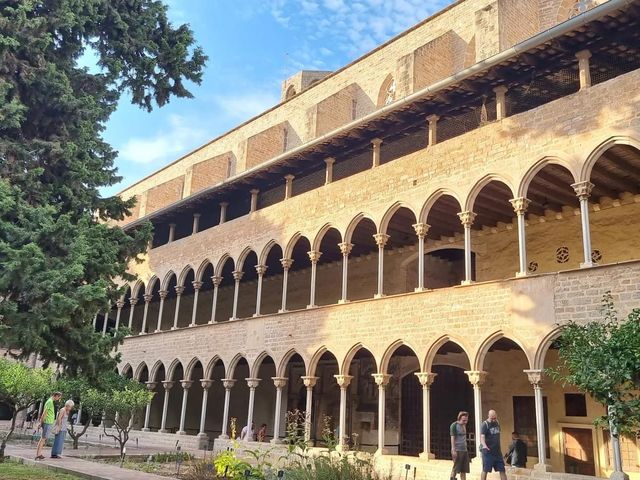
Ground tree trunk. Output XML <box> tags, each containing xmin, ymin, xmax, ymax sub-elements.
<box><xmin>0</xmin><ymin>410</ymin><xmax>18</xmax><ymax>462</ymax></box>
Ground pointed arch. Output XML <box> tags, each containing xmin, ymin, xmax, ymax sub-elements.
<box><xmin>215</xmin><ymin>253</ymin><xmax>234</xmax><ymax>275</ymax></box>
<box><xmin>284</xmin><ymin>232</ymin><xmax>307</xmax><ymax>259</ymax></box>
<box><xmin>423</xmin><ymin>334</ymin><xmax>472</xmax><ymax>372</ymax></box>
<box><xmin>131</xmin><ymin>280</ymin><xmax>146</xmax><ymax>298</ymax></box>
<box><xmin>149</xmin><ymin>360</ymin><xmax>165</xmax><ymax>382</ymax></box>
<box><xmin>581</xmin><ymin>135</ymin><xmax>640</xmax><ymax>182</ymax></box>
<box><xmin>344</xmin><ymin>214</ymin><xmax>377</xmax><ymax>244</ymax></box>
<box><xmin>237</xmin><ymin>247</ymin><xmax>258</xmax><ymax>271</ymax></box>
<box><xmin>196</xmin><ymin>259</ymin><xmax>215</xmax><ymax>282</ymax></box>
<box><xmin>184</xmin><ymin>357</ymin><xmax>204</xmax><ymax>380</ymax></box>
<box><xmin>161</xmin><ymin>271</ymin><xmax>177</xmax><ymax>290</ymax></box>
<box><xmin>308</xmin><ymin>346</ymin><xmax>339</xmax><ymax>377</ymax></box>
<box><xmin>312</xmin><ymin>223</ymin><xmax>343</xmax><ymax>251</ymax></box>
<box><xmin>134</xmin><ymin>362</ymin><xmax>149</xmax><ymax>381</ymax></box>
<box><xmin>204</xmin><ymin>355</ymin><xmax>225</xmax><ymax>379</ymax></box>
<box><xmin>120</xmin><ymin>363</ymin><xmax>133</xmax><ymax>377</ymax></box>
<box><xmin>464</xmin><ymin>174</ymin><xmax>516</xmax><ymax>212</ymax></box>
<box><xmin>250</xmin><ymin>350</ymin><xmax>277</xmax><ymax>378</ymax></box>
<box><xmin>340</xmin><ymin>343</ymin><xmax>377</xmax><ymax>376</ymax></box>
<box><xmin>419</xmin><ymin>189</ymin><xmax>463</xmax><ymax>223</ymax></box>
<box><xmin>473</xmin><ymin>330</ymin><xmax>533</xmax><ymax>371</ymax></box>
<box><xmin>533</xmin><ymin>327</ymin><xmax>564</xmax><ymax>370</ymax></box>
<box><xmin>379</xmin><ymin>202</ymin><xmax>419</xmax><ymax>235</ymax></box>
<box><xmin>259</xmin><ymin>240</ymin><xmax>283</xmax><ymax>265</ymax></box>
<box><xmin>276</xmin><ymin>349</ymin><xmax>307</xmax><ymax>377</ymax></box>
<box><xmin>166</xmin><ymin>359</ymin><xmax>184</xmax><ymax>381</ymax></box>
<box><xmin>146</xmin><ymin>276</ymin><xmax>160</xmax><ymax>293</ymax></box>
<box><xmin>379</xmin><ymin>340</ymin><xmax>420</xmax><ymax>374</ymax></box>
<box><xmin>227</xmin><ymin>353</ymin><xmax>249</xmax><ymax>379</ymax></box>
<box><xmin>518</xmin><ymin>153</ymin><xmax>579</xmax><ymax>198</ymax></box>
<box><xmin>177</xmin><ymin>265</ymin><xmax>195</xmax><ymax>286</ymax></box>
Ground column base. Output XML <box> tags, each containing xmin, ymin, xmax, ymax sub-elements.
<box><xmin>142</xmin><ymin>428</ymin><xmax>151</xmax><ymax>432</ymax></box>
<box><xmin>306</xmin><ymin>304</ymin><xmax>317</xmax><ymax>309</ymax></box>
<box><xmin>374</xmin><ymin>294</ymin><xmax>385</xmax><ymax>299</ymax></box>
<box><xmin>414</xmin><ymin>287</ymin><xmax>429</xmax><ymax>293</ymax></box>
<box><xmin>460</xmin><ymin>280</ymin><xmax>474</xmax><ymax>286</ymax></box>
<box><xmin>171</xmin><ymin>326</ymin><xmax>179</xmax><ymax>330</ymax></box>
<box><xmin>580</xmin><ymin>261</ymin><xmax>596</xmax><ymax>268</ymax></box>
<box><xmin>218</xmin><ymin>434</ymin><xmax>229</xmax><ymax>439</ymax></box>
<box><xmin>270</xmin><ymin>438</ymin><xmax>284</xmax><ymax>444</ymax></box>
<box><xmin>418</xmin><ymin>452</ymin><xmax>435</xmax><ymax>460</ymax></box>
<box><xmin>374</xmin><ymin>447</ymin><xmax>390</xmax><ymax>455</ymax></box>
<box><xmin>252</xmin><ymin>313</ymin><xmax>261</xmax><ymax>317</ymax></box>
<box><xmin>277</xmin><ymin>309</ymin><xmax>288</xmax><ymax>313</ymax></box>
<box><xmin>338</xmin><ymin>299</ymin><xmax>350</xmax><ymax>304</ymax></box>
<box><xmin>196</xmin><ymin>432</ymin><xmax>209</xmax><ymax>439</ymax></box>
<box><xmin>208</xmin><ymin>320</ymin><xmax>215</xmax><ymax>324</ymax></box>
<box><xmin>336</xmin><ymin>443</ymin><xmax>350</xmax><ymax>452</ymax></box>
<box><xmin>533</xmin><ymin>463</ymin><xmax>552</xmax><ymax>473</ymax></box>
<box><xmin>188</xmin><ymin>323</ymin><xmax>196</xmax><ymax>327</ymax></box>
<box><xmin>610</xmin><ymin>471</ymin><xmax>630</xmax><ymax>480</ymax></box>
<box><xmin>154</xmin><ymin>329</ymin><xmax>162</xmax><ymax>333</ymax></box>
<box><xmin>138</xmin><ymin>332</ymin><xmax>146</xmax><ymax>336</ymax></box>
<box><xmin>159</xmin><ymin>429</ymin><xmax>170</xmax><ymax>434</ymax></box>
<box><xmin>516</xmin><ymin>271</ymin><xmax>528</xmax><ymax>278</ymax></box>
<box><xmin>177</xmin><ymin>430</ymin><xmax>187</xmax><ymax>435</ymax></box>
<box><xmin>229</xmin><ymin>317</ymin><xmax>238</xmax><ymax>321</ymax></box>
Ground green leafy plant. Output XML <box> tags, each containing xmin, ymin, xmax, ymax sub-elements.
<box><xmin>285</xmin><ymin>409</ymin><xmax>307</xmax><ymax>452</ymax></box>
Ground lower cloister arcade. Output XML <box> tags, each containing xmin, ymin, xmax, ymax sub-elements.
<box><xmin>107</xmin><ymin>334</ymin><xmax>621</xmax><ymax>476</ymax></box>
<box><xmin>102</xmin><ymin>140</ymin><xmax>640</xmax><ymax>337</ymax></box>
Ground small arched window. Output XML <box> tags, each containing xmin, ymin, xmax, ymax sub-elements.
<box><xmin>377</xmin><ymin>74</ymin><xmax>396</xmax><ymax>108</ymax></box>
<box><xmin>285</xmin><ymin>85</ymin><xmax>297</xmax><ymax>100</ymax></box>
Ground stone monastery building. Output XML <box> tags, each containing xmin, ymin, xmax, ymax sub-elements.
<box><xmin>102</xmin><ymin>0</ymin><xmax>640</xmax><ymax>477</ymax></box>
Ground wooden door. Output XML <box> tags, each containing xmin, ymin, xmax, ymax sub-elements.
<box><xmin>562</xmin><ymin>427</ymin><xmax>596</xmax><ymax>476</ymax></box>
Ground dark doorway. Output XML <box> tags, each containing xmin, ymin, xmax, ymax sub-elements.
<box><xmin>562</xmin><ymin>427</ymin><xmax>595</xmax><ymax>476</ymax></box>
<box><xmin>400</xmin><ymin>371</ymin><xmax>423</xmax><ymax>456</ymax></box>
<box><xmin>425</xmin><ymin>249</ymin><xmax>476</xmax><ymax>289</ymax></box>
<box><xmin>430</xmin><ymin>365</ymin><xmax>475</xmax><ymax>459</ymax></box>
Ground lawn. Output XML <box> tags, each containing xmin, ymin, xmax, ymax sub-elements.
<box><xmin>0</xmin><ymin>460</ymin><xmax>85</xmax><ymax>480</ymax></box>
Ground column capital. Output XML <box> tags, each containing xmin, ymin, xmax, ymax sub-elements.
<box><xmin>575</xmin><ymin>49</ymin><xmax>592</xmax><ymax>61</ymax></box>
<box><xmin>255</xmin><ymin>264</ymin><xmax>268</xmax><ymax>276</ymax></box>
<box><xmin>192</xmin><ymin>280</ymin><xmax>203</xmax><ymax>291</ymax></box>
<box><xmin>161</xmin><ymin>381</ymin><xmax>175</xmax><ymax>390</ymax></box>
<box><xmin>129</xmin><ymin>297</ymin><xmax>139</xmax><ymax>306</ymax></box>
<box><xmin>271</xmin><ymin>377</ymin><xmax>288</xmax><ymax>389</ymax></box>
<box><xmin>307</xmin><ymin>250</ymin><xmax>322</xmax><ymax>264</ymax></box>
<box><xmin>427</xmin><ymin>114</ymin><xmax>439</xmax><ymax>123</ymax></box>
<box><xmin>245</xmin><ymin>377</ymin><xmax>261</xmax><ymax>389</ymax></box>
<box><xmin>211</xmin><ymin>275</ymin><xmax>223</xmax><ymax>287</ymax></box>
<box><xmin>324</xmin><ymin>157</ymin><xmax>335</xmax><ymax>166</ymax></box>
<box><xmin>200</xmin><ymin>379</ymin><xmax>214</xmax><ymax>389</ymax></box>
<box><xmin>373</xmin><ymin>233</ymin><xmax>390</xmax><ymax>248</ymax></box>
<box><xmin>280</xmin><ymin>258</ymin><xmax>294</xmax><ymax>270</ymax></box>
<box><xmin>301</xmin><ymin>376</ymin><xmax>319</xmax><ymax>388</ymax></box>
<box><xmin>180</xmin><ymin>380</ymin><xmax>193</xmax><ymax>390</ymax></box>
<box><xmin>168</xmin><ymin>222</ymin><xmax>176</xmax><ymax>229</ymax></box>
<box><xmin>219</xmin><ymin>201</ymin><xmax>229</xmax><ymax>208</ymax></box>
<box><xmin>116</xmin><ymin>300</ymin><xmax>126</xmax><ymax>309</ymax></box>
<box><xmin>222</xmin><ymin>378</ymin><xmax>236</xmax><ymax>389</ymax></box>
<box><xmin>250</xmin><ymin>188</ymin><xmax>260</xmax><ymax>195</ymax></box>
<box><xmin>174</xmin><ymin>285</ymin><xmax>185</xmax><ymax>296</ymax></box>
<box><xmin>493</xmin><ymin>85</ymin><xmax>508</xmax><ymax>95</ymax></box>
<box><xmin>371</xmin><ymin>137</ymin><xmax>383</xmax><ymax>148</ymax></box>
<box><xmin>510</xmin><ymin>197</ymin><xmax>531</xmax><ymax>215</ymax></box>
<box><xmin>338</xmin><ymin>242</ymin><xmax>353</xmax><ymax>256</ymax></box>
<box><xmin>158</xmin><ymin>289</ymin><xmax>169</xmax><ymax>300</ymax></box>
<box><xmin>412</xmin><ymin>222</ymin><xmax>430</xmax><ymax>238</ymax></box>
<box><xmin>145</xmin><ymin>381</ymin><xmax>157</xmax><ymax>391</ymax></box>
<box><xmin>372</xmin><ymin>373</ymin><xmax>391</xmax><ymax>387</ymax></box>
<box><xmin>458</xmin><ymin>211</ymin><xmax>476</xmax><ymax>227</ymax></box>
<box><xmin>572</xmin><ymin>181</ymin><xmax>594</xmax><ymax>199</ymax></box>
<box><xmin>415</xmin><ymin>372</ymin><xmax>437</xmax><ymax>387</ymax></box>
<box><xmin>232</xmin><ymin>270</ymin><xmax>244</xmax><ymax>282</ymax></box>
<box><xmin>334</xmin><ymin>374</ymin><xmax>353</xmax><ymax>388</ymax></box>
<box><xmin>465</xmin><ymin>370</ymin><xmax>488</xmax><ymax>386</ymax></box>
<box><xmin>143</xmin><ymin>293</ymin><xmax>153</xmax><ymax>303</ymax></box>
<box><xmin>524</xmin><ymin>369</ymin><xmax>544</xmax><ymax>386</ymax></box>
<box><xmin>192</xmin><ymin>212</ymin><xmax>201</xmax><ymax>219</ymax></box>
<box><xmin>284</xmin><ymin>174</ymin><xmax>295</xmax><ymax>182</ymax></box>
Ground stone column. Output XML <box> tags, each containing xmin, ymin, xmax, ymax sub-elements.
<box><xmin>458</xmin><ymin>212</ymin><xmax>476</xmax><ymax>285</ymax></box>
<box><xmin>114</xmin><ymin>300</ymin><xmax>124</xmax><ymax>332</ymax></box>
<box><xmin>142</xmin><ymin>382</ymin><xmax>157</xmax><ymax>431</ymax></box>
<box><xmin>102</xmin><ymin>307</ymin><xmax>110</xmax><ymax>335</ymax></box>
<box><xmin>219</xmin><ymin>202</ymin><xmax>228</xmax><ymax>224</ymax></box>
<box><xmin>338</xmin><ymin>242</ymin><xmax>353</xmax><ymax>303</ymax></box>
<box><xmin>198</xmin><ymin>379</ymin><xmax>213</xmax><ymax>439</ymax></box>
<box><xmin>324</xmin><ymin>157</ymin><xmax>335</xmax><ymax>185</ymax></box>
<box><xmin>576</xmin><ymin>49</ymin><xmax>592</xmax><ymax>90</ymax></box>
<box><xmin>307</xmin><ymin>250</ymin><xmax>322</xmax><ymax>308</ymax></box>
<box><xmin>177</xmin><ymin>380</ymin><xmax>193</xmax><ymax>435</ymax></box>
<box><xmin>372</xmin><ymin>374</ymin><xmax>391</xmax><ymax>454</ymax></box>
<box><xmin>127</xmin><ymin>297</ymin><xmax>138</xmax><ymax>331</ymax></box>
<box><xmin>192</xmin><ymin>213</ymin><xmax>201</xmax><ymax>234</ymax></box>
<box><xmin>250</xmin><ymin>189</ymin><xmax>259</xmax><ymax>213</ymax></box>
<box><xmin>524</xmin><ymin>370</ymin><xmax>551</xmax><ymax>472</ymax></box>
<box><xmin>245</xmin><ymin>378</ymin><xmax>261</xmax><ymax>441</ymax></box>
<box><xmin>279</xmin><ymin>258</ymin><xmax>293</xmax><ymax>312</ymax></box>
<box><xmin>209</xmin><ymin>276</ymin><xmax>223</xmax><ymax>323</ymax></box>
<box><xmin>465</xmin><ymin>371</ymin><xmax>487</xmax><ymax>453</ymax></box>
<box><xmin>271</xmin><ymin>377</ymin><xmax>288</xmax><ymax>443</ymax></box>
<box><xmin>494</xmin><ymin>86</ymin><xmax>508</xmax><ymax>120</ymax></box>
<box><xmin>334</xmin><ymin>375</ymin><xmax>353</xmax><ymax>450</ymax></box>
<box><xmin>168</xmin><ymin>223</ymin><xmax>176</xmax><ymax>243</ymax></box>
<box><xmin>231</xmin><ymin>270</ymin><xmax>244</xmax><ymax>320</ymax></box>
<box><xmin>93</xmin><ymin>312</ymin><xmax>98</xmax><ymax>329</ymax></box>
<box><xmin>572</xmin><ymin>181</ymin><xmax>595</xmax><ymax>268</ymax></box>
<box><xmin>190</xmin><ymin>281</ymin><xmax>203</xmax><ymax>326</ymax></box>
<box><xmin>75</xmin><ymin>404</ymin><xmax>83</xmax><ymax>426</ymax></box>
<box><xmin>284</xmin><ymin>174</ymin><xmax>295</xmax><ymax>200</ymax></box>
<box><xmin>412</xmin><ymin>223</ymin><xmax>430</xmax><ymax>291</ymax></box>
<box><xmin>415</xmin><ymin>372</ymin><xmax>437</xmax><ymax>459</ymax></box>
<box><xmin>510</xmin><ymin>197</ymin><xmax>530</xmax><ymax>277</ymax></box>
<box><xmin>254</xmin><ymin>265</ymin><xmax>267</xmax><ymax>316</ymax></box>
<box><xmin>301</xmin><ymin>376</ymin><xmax>318</xmax><ymax>442</ymax></box>
<box><xmin>155</xmin><ymin>290</ymin><xmax>168</xmax><ymax>332</ymax></box>
<box><xmin>371</xmin><ymin>138</ymin><xmax>383</xmax><ymax>168</ymax></box>
<box><xmin>219</xmin><ymin>379</ymin><xmax>236</xmax><ymax>439</ymax></box>
<box><xmin>159</xmin><ymin>381</ymin><xmax>174</xmax><ymax>433</ymax></box>
<box><xmin>373</xmin><ymin>233</ymin><xmax>390</xmax><ymax>298</ymax></box>
<box><xmin>172</xmin><ymin>285</ymin><xmax>185</xmax><ymax>330</ymax></box>
<box><xmin>140</xmin><ymin>293</ymin><xmax>153</xmax><ymax>335</ymax></box>
<box><xmin>427</xmin><ymin>114</ymin><xmax>439</xmax><ymax>146</ymax></box>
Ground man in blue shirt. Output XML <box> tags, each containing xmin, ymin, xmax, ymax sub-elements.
<box><xmin>480</xmin><ymin>410</ymin><xmax>507</xmax><ymax>480</ymax></box>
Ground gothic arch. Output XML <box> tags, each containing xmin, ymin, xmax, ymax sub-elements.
<box><xmin>161</xmin><ymin>271</ymin><xmax>177</xmax><ymax>291</ymax></box>
<box><xmin>149</xmin><ymin>360</ymin><xmax>165</xmax><ymax>382</ymax></box>
<box><xmin>259</xmin><ymin>240</ymin><xmax>283</xmax><ymax>265</ymax></box>
<box><xmin>177</xmin><ymin>265</ymin><xmax>195</xmax><ymax>287</ymax></box>
<box><xmin>533</xmin><ymin>327</ymin><xmax>564</xmax><ymax>370</ymax></box>
<box><xmin>227</xmin><ymin>353</ymin><xmax>249</xmax><ymax>379</ymax></box>
<box><xmin>377</xmin><ymin>73</ymin><xmax>396</xmax><ymax>107</ymax></box>
<box><xmin>215</xmin><ymin>253</ymin><xmax>234</xmax><ymax>276</ymax></box>
<box><xmin>518</xmin><ymin>153</ymin><xmax>578</xmax><ymax>198</ymax></box>
<box><xmin>237</xmin><ymin>247</ymin><xmax>258</xmax><ymax>271</ymax></box>
<box><xmin>131</xmin><ymin>280</ymin><xmax>146</xmax><ymax>298</ymax></box>
<box><xmin>423</xmin><ymin>334</ymin><xmax>472</xmax><ymax>372</ymax></box>
<box><xmin>166</xmin><ymin>359</ymin><xmax>184</xmax><ymax>381</ymax></box>
<box><xmin>419</xmin><ymin>189</ymin><xmax>463</xmax><ymax>223</ymax></box>
<box><xmin>312</xmin><ymin>223</ymin><xmax>343</xmax><ymax>251</ymax></box>
<box><xmin>465</xmin><ymin>174</ymin><xmax>516</xmax><ymax>212</ymax></box>
<box><xmin>340</xmin><ymin>343</ymin><xmax>377</xmax><ymax>375</ymax></box>
<box><xmin>134</xmin><ymin>362</ymin><xmax>149</xmax><ymax>381</ymax></box>
<box><xmin>204</xmin><ymin>356</ymin><xmax>225</xmax><ymax>379</ymax></box>
<box><xmin>344</xmin><ymin>214</ymin><xmax>377</xmax><ymax>244</ymax></box>
<box><xmin>581</xmin><ymin>135</ymin><xmax>640</xmax><ymax>182</ymax></box>
<box><xmin>195</xmin><ymin>259</ymin><xmax>214</xmax><ymax>282</ymax></box>
<box><xmin>250</xmin><ymin>350</ymin><xmax>277</xmax><ymax>378</ymax></box>
<box><xmin>120</xmin><ymin>363</ymin><xmax>133</xmax><ymax>377</ymax></box>
<box><xmin>276</xmin><ymin>349</ymin><xmax>307</xmax><ymax>377</ymax></box>
<box><xmin>379</xmin><ymin>202</ymin><xmax>419</xmax><ymax>235</ymax></box>
<box><xmin>308</xmin><ymin>346</ymin><xmax>338</xmax><ymax>377</ymax></box>
<box><xmin>184</xmin><ymin>357</ymin><xmax>204</xmax><ymax>380</ymax></box>
<box><xmin>473</xmin><ymin>330</ymin><xmax>533</xmax><ymax>371</ymax></box>
<box><xmin>379</xmin><ymin>340</ymin><xmax>420</xmax><ymax>374</ymax></box>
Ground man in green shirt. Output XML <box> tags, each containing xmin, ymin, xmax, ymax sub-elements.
<box><xmin>35</xmin><ymin>391</ymin><xmax>62</xmax><ymax>460</ymax></box>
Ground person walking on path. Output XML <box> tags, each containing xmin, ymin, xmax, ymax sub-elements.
<box><xmin>480</xmin><ymin>409</ymin><xmax>507</xmax><ymax>480</ymax></box>
<box><xmin>450</xmin><ymin>411</ymin><xmax>470</xmax><ymax>480</ymax></box>
<box><xmin>51</xmin><ymin>399</ymin><xmax>75</xmax><ymax>458</ymax></box>
<box><xmin>35</xmin><ymin>391</ymin><xmax>62</xmax><ymax>460</ymax></box>
<box><xmin>505</xmin><ymin>431</ymin><xmax>528</xmax><ymax>468</ymax></box>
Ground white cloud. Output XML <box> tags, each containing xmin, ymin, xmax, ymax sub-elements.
<box><xmin>118</xmin><ymin>115</ymin><xmax>208</xmax><ymax>165</ymax></box>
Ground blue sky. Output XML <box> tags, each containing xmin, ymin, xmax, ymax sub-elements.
<box><xmin>102</xmin><ymin>0</ymin><xmax>454</xmax><ymax>196</ymax></box>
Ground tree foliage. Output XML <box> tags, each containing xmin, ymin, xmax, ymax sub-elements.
<box><xmin>0</xmin><ymin>0</ymin><xmax>206</xmax><ymax>379</ymax></box>
<box><xmin>0</xmin><ymin>358</ymin><xmax>56</xmax><ymax>460</ymax></box>
<box><xmin>550</xmin><ymin>293</ymin><xmax>640</xmax><ymax>435</ymax></box>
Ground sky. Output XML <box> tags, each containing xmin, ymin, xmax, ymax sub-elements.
<box><xmin>101</xmin><ymin>0</ymin><xmax>455</xmax><ymax>196</ymax></box>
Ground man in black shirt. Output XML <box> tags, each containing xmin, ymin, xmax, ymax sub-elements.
<box><xmin>480</xmin><ymin>410</ymin><xmax>507</xmax><ymax>480</ymax></box>
<box><xmin>505</xmin><ymin>431</ymin><xmax>528</xmax><ymax>468</ymax></box>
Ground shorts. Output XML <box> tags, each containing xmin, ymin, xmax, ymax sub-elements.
<box><xmin>41</xmin><ymin>423</ymin><xmax>53</xmax><ymax>439</ymax></box>
<box><xmin>482</xmin><ymin>450</ymin><xmax>506</xmax><ymax>472</ymax></box>
<box><xmin>452</xmin><ymin>450</ymin><xmax>470</xmax><ymax>473</ymax></box>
